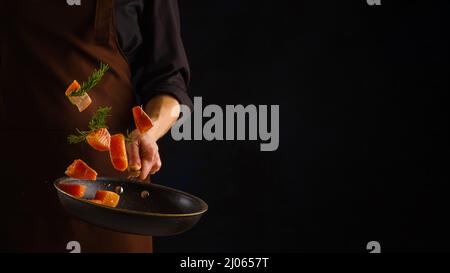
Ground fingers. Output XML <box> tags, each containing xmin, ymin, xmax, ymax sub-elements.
<box><xmin>140</xmin><ymin>159</ymin><xmax>152</xmax><ymax>181</ymax></box>
<box><xmin>127</xmin><ymin>129</ymin><xmax>162</xmax><ymax>181</ymax></box>
<box><xmin>150</xmin><ymin>153</ymin><xmax>162</xmax><ymax>175</ymax></box>
<box><xmin>127</xmin><ymin>138</ymin><xmax>141</xmax><ymax>172</ymax></box>
<box><xmin>139</xmin><ymin>139</ymin><xmax>159</xmax><ymax>180</ymax></box>
<box><xmin>139</xmin><ymin>148</ymin><xmax>162</xmax><ymax>180</ymax></box>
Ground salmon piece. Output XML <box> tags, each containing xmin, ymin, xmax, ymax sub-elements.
<box><xmin>87</xmin><ymin>199</ymin><xmax>103</xmax><ymax>205</ymax></box>
<box><xmin>132</xmin><ymin>106</ymin><xmax>154</xmax><ymax>134</ymax></box>
<box><xmin>86</xmin><ymin>128</ymin><xmax>111</xmax><ymax>152</ymax></box>
<box><xmin>58</xmin><ymin>183</ymin><xmax>87</xmax><ymax>198</ymax></box>
<box><xmin>65</xmin><ymin>159</ymin><xmax>98</xmax><ymax>180</ymax></box>
<box><xmin>95</xmin><ymin>191</ymin><xmax>120</xmax><ymax>208</ymax></box>
<box><xmin>109</xmin><ymin>134</ymin><xmax>128</xmax><ymax>172</ymax></box>
<box><xmin>65</xmin><ymin>80</ymin><xmax>92</xmax><ymax>112</ymax></box>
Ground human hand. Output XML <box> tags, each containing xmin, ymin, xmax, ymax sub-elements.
<box><xmin>126</xmin><ymin>129</ymin><xmax>162</xmax><ymax>180</ymax></box>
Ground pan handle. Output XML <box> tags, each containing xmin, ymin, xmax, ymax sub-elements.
<box><xmin>127</xmin><ymin>170</ymin><xmax>152</xmax><ymax>184</ymax></box>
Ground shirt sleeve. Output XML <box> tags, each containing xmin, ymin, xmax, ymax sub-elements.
<box><xmin>134</xmin><ymin>0</ymin><xmax>192</xmax><ymax>111</ymax></box>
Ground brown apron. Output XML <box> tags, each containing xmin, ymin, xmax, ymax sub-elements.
<box><xmin>0</xmin><ymin>0</ymin><xmax>152</xmax><ymax>252</ymax></box>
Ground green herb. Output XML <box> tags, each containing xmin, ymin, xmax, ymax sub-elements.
<box><xmin>68</xmin><ymin>107</ymin><xmax>112</xmax><ymax>144</ymax></box>
<box><xmin>68</xmin><ymin>129</ymin><xmax>90</xmax><ymax>144</ymax></box>
<box><xmin>125</xmin><ymin>129</ymin><xmax>133</xmax><ymax>144</ymax></box>
<box><xmin>88</xmin><ymin>106</ymin><xmax>111</xmax><ymax>131</ymax></box>
<box><xmin>70</xmin><ymin>63</ymin><xmax>110</xmax><ymax>97</ymax></box>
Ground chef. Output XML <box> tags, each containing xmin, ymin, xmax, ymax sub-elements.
<box><xmin>0</xmin><ymin>0</ymin><xmax>192</xmax><ymax>252</ymax></box>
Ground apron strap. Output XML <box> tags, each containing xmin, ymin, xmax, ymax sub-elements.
<box><xmin>95</xmin><ymin>0</ymin><xmax>114</xmax><ymax>45</ymax></box>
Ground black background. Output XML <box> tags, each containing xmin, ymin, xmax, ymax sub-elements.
<box><xmin>152</xmin><ymin>0</ymin><xmax>450</xmax><ymax>252</ymax></box>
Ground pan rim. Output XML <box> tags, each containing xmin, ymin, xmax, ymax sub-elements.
<box><xmin>54</xmin><ymin>177</ymin><xmax>208</xmax><ymax>218</ymax></box>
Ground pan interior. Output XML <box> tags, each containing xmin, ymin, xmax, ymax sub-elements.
<box><xmin>55</xmin><ymin>178</ymin><xmax>207</xmax><ymax>216</ymax></box>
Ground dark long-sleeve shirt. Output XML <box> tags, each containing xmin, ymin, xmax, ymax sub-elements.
<box><xmin>115</xmin><ymin>0</ymin><xmax>192</xmax><ymax>110</ymax></box>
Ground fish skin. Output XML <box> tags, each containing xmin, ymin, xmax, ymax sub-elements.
<box><xmin>65</xmin><ymin>80</ymin><xmax>92</xmax><ymax>112</ymax></box>
<box><xmin>86</xmin><ymin>128</ymin><xmax>111</xmax><ymax>152</ymax></box>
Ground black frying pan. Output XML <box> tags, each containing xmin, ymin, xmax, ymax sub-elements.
<box><xmin>54</xmin><ymin>177</ymin><xmax>208</xmax><ymax>236</ymax></box>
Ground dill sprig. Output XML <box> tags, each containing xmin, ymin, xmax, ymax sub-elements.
<box><xmin>88</xmin><ymin>106</ymin><xmax>111</xmax><ymax>131</ymax></box>
<box><xmin>68</xmin><ymin>129</ymin><xmax>90</xmax><ymax>144</ymax></box>
<box><xmin>125</xmin><ymin>129</ymin><xmax>133</xmax><ymax>144</ymax></box>
<box><xmin>70</xmin><ymin>63</ymin><xmax>110</xmax><ymax>97</ymax></box>
<box><xmin>68</xmin><ymin>107</ymin><xmax>112</xmax><ymax>144</ymax></box>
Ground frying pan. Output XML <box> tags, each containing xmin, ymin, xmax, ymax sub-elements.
<box><xmin>54</xmin><ymin>177</ymin><xmax>208</xmax><ymax>236</ymax></box>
